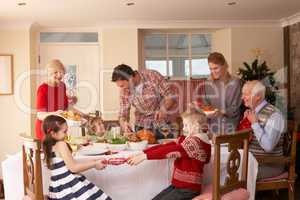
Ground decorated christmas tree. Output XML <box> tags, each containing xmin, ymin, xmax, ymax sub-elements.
<box><xmin>237</xmin><ymin>48</ymin><xmax>277</xmax><ymax>105</ymax></box>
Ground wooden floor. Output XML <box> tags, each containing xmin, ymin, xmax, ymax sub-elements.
<box><xmin>0</xmin><ymin>180</ymin><xmax>299</xmax><ymax>200</ymax></box>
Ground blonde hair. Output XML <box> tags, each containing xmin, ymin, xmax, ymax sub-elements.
<box><xmin>181</xmin><ymin>111</ymin><xmax>207</xmax><ymax>125</ymax></box>
<box><xmin>46</xmin><ymin>59</ymin><xmax>65</xmax><ymax>72</ymax></box>
<box><xmin>243</xmin><ymin>80</ymin><xmax>266</xmax><ymax>99</ymax></box>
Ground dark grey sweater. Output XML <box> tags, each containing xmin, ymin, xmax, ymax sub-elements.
<box><xmin>203</xmin><ymin>76</ymin><xmax>242</xmax><ymax>134</ymax></box>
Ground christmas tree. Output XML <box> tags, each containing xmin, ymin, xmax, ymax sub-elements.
<box><xmin>238</xmin><ymin>57</ymin><xmax>277</xmax><ymax>105</ymax></box>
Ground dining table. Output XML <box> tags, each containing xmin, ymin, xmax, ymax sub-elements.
<box><xmin>2</xmin><ymin>144</ymin><xmax>258</xmax><ymax>200</ymax></box>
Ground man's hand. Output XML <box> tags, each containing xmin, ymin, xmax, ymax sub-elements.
<box><xmin>245</xmin><ymin>109</ymin><xmax>258</xmax><ymax>124</ymax></box>
<box><xmin>154</xmin><ymin>110</ymin><xmax>166</xmax><ymax>122</ymax></box>
<box><xmin>120</xmin><ymin>120</ymin><xmax>133</xmax><ymax>132</ymax></box>
<box><xmin>127</xmin><ymin>153</ymin><xmax>147</xmax><ymax>166</ymax></box>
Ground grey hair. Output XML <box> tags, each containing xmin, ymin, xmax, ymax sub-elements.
<box><xmin>245</xmin><ymin>80</ymin><xmax>266</xmax><ymax>98</ymax></box>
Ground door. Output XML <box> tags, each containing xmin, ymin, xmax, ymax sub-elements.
<box><xmin>39</xmin><ymin>43</ymin><xmax>100</xmax><ymax>113</ymax></box>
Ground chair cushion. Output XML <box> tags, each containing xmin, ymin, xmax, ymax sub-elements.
<box><xmin>257</xmin><ymin>172</ymin><xmax>288</xmax><ymax>182</ymax></box>
<box><xmin>193</xmin><ymin>185</ymin><xmax>249</xmax><ymax>200</ymax></box>
<box><xmin>23</xmin><ymin>196</ymin><xmax>32</xmax><ymax>200</ymax></box>
<box><xmin>23</xmin><ymin>195</ymin><xmax>49</xmax><ymax>200</ymax></box>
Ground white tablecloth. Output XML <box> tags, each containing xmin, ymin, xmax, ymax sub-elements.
<box><xmin>2</xmin><ymin>147</ymin><xmax>257</xmax><ymax>200</ymax></box>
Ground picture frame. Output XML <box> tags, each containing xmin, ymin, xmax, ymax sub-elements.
<box><xmin>0</xmin><ymin>54</ymin><xmax>13</xmax><ymax>95</ymax></box>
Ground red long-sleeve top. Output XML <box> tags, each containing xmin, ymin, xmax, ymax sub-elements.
<box><xmin>35</xmin><ymin>82</ymin><xmax>68</xmax><ymax>140</ymax></box>
<box><xmin>144</xmin><ymin>135</ymin><xmax>211</xmax><ymax>192</ymax></box>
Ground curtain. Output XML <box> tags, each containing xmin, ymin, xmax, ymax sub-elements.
<box><xmin>289</xmin><ymin>22</ymin><xmax>300</xmax><ymax>122</ymax></box>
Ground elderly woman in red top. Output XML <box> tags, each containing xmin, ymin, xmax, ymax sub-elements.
<box><xmin>35</xmin><ymin>59</ymin><xmax>80</xmax><ymax>140</ymax></box>
<box><xmin>127</xmin><ymin>111</ymin><xmax>211</xmax><ymax>200</ymax></box>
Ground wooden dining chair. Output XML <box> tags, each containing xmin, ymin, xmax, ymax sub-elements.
<box><xmin>0</xmin><ymin>178</ymin><xmax>4</xmax><ymax>198</ymax></box>
<box><xmin>193</xmin><ymin>129</ymin><xmax>251</xmax><ymax>200</ymax></box>
<box><xmin>255</xmin><ymin>120</ymin><xmax>298</xmax><ymax>200</ymax></box>
<box><xmin>20</xmin><ymin>134</ymin><xmax>44</xmax><ymax>200</ymax></box>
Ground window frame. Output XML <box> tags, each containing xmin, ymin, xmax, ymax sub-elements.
<box><xmin>142</xmin><ymin>31</ymin><xmax>211</xmax><ymax>80</ymax></box>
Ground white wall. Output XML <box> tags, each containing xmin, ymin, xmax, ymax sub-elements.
<box><xmin>100</xmin><ymin>28</ymin><xmax>138</xmax><ymax>120</ymax></box>
<box><xmin>0</xmin><ymin>28</ymin><xmax>31</xmax><ymax>176</ymax></box>
<box><xmin>211</xmin><ymin>27</ymin><xmax>284</xmax><ymax>75</ymax></box>
<box><xmin>231</xmin><ymin>27</ymin><xmax>284</xmax><ymax>74</ymax></box>
<box><xmin>212</xmin><ymin>28</ymin><xmax>232</xmax><ymax>71</ymax></box>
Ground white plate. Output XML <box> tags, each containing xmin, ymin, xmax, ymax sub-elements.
<box><xmin>92</xmin><ymin>143</ymin><xmax>108</xmax><ymax>149</ymax></box>
<box><xmin>128</xmin><ymin>140</ymin><xmax>148</xmax><ymax>151</ymax></box>
<box><xmin>78</xmin><ymin>147</ymin><xmax>108</xmax><ymax>156</ymax></box>
<box><xmin>107</xmin><ymin>144</ymin><xmax>127</xmax><ymax>151</ymax></box>
<box><xmin>203</xmin><ymin>110</ymin><xmax>217</xmax><ymax>115</ymax></box>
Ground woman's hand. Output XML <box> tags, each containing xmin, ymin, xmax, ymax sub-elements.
<box><xmin>68</xmin><ymin>96</ymin><xmax>78</xmax><ymax>105</ymax></box>
<box><xmin>127</xmin><ymin>153</ymin><xmax>147</xmax><ymax>166</ymax></box>
<box><xmin>55</xmin><ymin>110</ymin><xmax>64</xmax><ymax>115</ymax></box>
<box><xmin>206</xmin><ymin>109</ymin><xmax>222</xmax><ymax>119</ymax></box>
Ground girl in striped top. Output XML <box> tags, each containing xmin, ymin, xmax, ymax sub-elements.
<box><xmin>42</xmin><ymin>115</ymin><xmax>111</xmax><ymax>200</ymax></box>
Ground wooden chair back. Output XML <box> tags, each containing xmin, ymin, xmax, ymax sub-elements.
<box><xmin>20</xmin><ymin>134</ymin><xmax>44</xmax><ymax>200</ymax></box>
<box><xmin>212</xmin><ymin>129</ymin><xmax>250</xmax><ymax>200</ymax></box>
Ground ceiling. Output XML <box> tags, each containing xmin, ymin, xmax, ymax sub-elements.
<box><xmin>0</xmin><ymin>0</ymin><xmax>300</xmax><ymax>27</ymax></box>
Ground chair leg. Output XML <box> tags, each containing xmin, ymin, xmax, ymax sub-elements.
<box><xmin>288</xmin><ymin>182</ymin><xmax>295</xmax><ymax>200</ymax></box>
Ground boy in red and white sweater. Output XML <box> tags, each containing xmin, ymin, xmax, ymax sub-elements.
<box><xmin>127</xmin><ymin>111</ymin><xmax>211</xmax><ymax>200</ymax></box>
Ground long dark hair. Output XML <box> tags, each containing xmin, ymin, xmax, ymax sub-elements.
<box><xmin>42</xmin><ymin>115</ymin><xmax>67</xmax><ymax>169</ymax></box>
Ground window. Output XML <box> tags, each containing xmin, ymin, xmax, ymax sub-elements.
<box><xmin>40</xmin><ymin>32</ymin><xmax>98</xmax><ymax>43</ymax></box>
<box><xmin>144</xmin><ymin>32</ymin><xmax>211</xmax><ymax>79</ymax></box>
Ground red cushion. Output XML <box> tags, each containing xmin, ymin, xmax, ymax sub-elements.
<box><xmin>257</xmin><ymin>172</ymin><xmax>288</xmax><ymax>182</ymax></box>
<box><xmin>193</xmin><ymin>185</ymin><xmax>249</xmax><ymax>200</ymax></box>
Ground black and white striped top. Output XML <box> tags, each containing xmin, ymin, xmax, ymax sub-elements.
<box><xmin>48</xmin><ymin>152</ymin><xmax>111</xmax><ymax>200</ymax></box>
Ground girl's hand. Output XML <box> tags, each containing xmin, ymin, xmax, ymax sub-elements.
<box><xmin>94</xmin><ymin>160</ymin><xmax>107</xmax><ymax>170</ymax></box>
<box><xmin>127</xmin><ymin>153</ymin><xmax>147</xmax><ymax>166</ymax></box>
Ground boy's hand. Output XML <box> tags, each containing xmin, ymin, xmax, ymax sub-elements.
<box><xmin>127</xmin><ymin>153</ymin><xmax>147</xmax><ymax>166</ymax></box>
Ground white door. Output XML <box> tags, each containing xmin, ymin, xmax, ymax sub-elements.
<box><xmin>39</xmin><ymin>43</ymin><xmax>100</xmax><ymax>113</ymax></box>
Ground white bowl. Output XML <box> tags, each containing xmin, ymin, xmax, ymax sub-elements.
<box><xmin>128</xmin><ymin>140</ymin><xmax>148</xmax><ymax>151</ymax></box>
<box><xmin>66</xmin><ymin>119</ymin><xmax>82</xmax><ymax>127</ymax></box>
<box><xmin>107</xmin><ymin>143</ymin><xmax>127</xmax><ymax>151</ymax></box>
<box><xmin>92</xmin><ymin>142</ymin><xmax>108</xmax><ymax>149</ymax></box>
<box><xmin>203</xmin><ymin>109</ymin><xmax>217</xmax><ymax>116</ymax></box>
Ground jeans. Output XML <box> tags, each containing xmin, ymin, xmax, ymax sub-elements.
<box><xmin>152</xmin><ymin>185</ymin><xmax>200</xmax><ymax>200</ymax></box>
